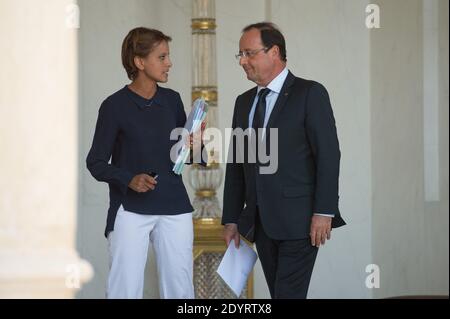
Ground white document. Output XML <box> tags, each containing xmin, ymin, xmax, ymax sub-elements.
<box><xmin>216</xmin><ymin>239</ymin><xmax>258</xmax><ymax>297</ymax></box>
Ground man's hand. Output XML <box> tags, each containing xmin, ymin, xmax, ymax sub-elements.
<box><xmin>188</xmin><ymin>121</ymin><xmax>206</xmax><ymax>149</ymax></box>
<box><xmin>128</xmin><ymin>174</ymin><xmax>158</xmax><ymax>193</ymax></box>
<box><xmin>310</xmin><ymin>215</ymin><xmax>332</xmax><ymax>247</ymax></box>
<box><xmin>223</xmin><ymin>223</ymin><xmax>240</xmax><ymax>249</ymax></box>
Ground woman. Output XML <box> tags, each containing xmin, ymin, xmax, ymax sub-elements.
<box><xmin>86</xmin><ymin>27</ymin><xmax>199</xmax><ymax>299</ymax></box>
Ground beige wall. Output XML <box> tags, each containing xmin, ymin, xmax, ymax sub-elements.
<box><xmin>371</xmin><ymin>0</ymin><xmax>449</xmax><ymax>298</ymax></box>
<box><xmin>423</xmin><ymin>0</ymin><xmax>449</xmax><ymax>296</ymax></box>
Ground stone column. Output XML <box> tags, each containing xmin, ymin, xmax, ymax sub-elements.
<box><xmin>190</xmin><ymin>0</ymin><xmax>223</xmax><ymax>219</ymax></box>
<box><xmin>190</xmin><ymin>0</ymin><xmax>253</xmax><ymax>299</ymax></box>
<box><xmin>0</xmin><ymin>0</ymin><xmax>92</xmax><ymax>298</ymax></box>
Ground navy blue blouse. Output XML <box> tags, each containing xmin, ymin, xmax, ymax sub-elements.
<box><xmin>86</xmin><ymin>85</ymin><xmax>194</xmax><ymax>237</ymax></box>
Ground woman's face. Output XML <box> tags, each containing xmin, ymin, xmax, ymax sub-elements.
<box><xmin>138</xmin><ymin>40</ymin><xmax>172</xmax><ymax>83</ymax></box>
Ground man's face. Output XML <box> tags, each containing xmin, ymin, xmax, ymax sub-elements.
<box><xmin>139</xmin><ymin>40</ymin><xmax>172</xmax><ymax>83</ymax></box>
<box><xmin>238</xmin><ymin>28</ymin><xmax>275</xmax><ymax>86</ymax></box>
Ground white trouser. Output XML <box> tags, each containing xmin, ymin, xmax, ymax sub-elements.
<box><xmin>106</xmin><ymin>205</ymin><xmax>194</xmax><ymax>299</ymax></box>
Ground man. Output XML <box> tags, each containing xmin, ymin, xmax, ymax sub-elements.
<box><xmin>222</xmin><ymin>22</ymin><xmax>345</xmax><ymax>299</ymax></box>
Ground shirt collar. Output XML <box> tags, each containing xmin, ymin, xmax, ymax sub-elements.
<box><xmin>125</xmin><ymin>85</ymin><xmax>167</xmax><ymax>109</ymax></box>
<box><xmin>257</xmin><ymin>67</ymin><xmax>289</xmax><ymax>95</ymax></box>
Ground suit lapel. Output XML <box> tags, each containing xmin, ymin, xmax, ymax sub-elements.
<box><xmin>266</xmin><ymin>71</ymin><xmax>296</xmax><ymax>131</ymax></box>
<box><xmin>240</xmin><ymin>87</ymin><xmax>257</xmax><ymax>129</ymax></box>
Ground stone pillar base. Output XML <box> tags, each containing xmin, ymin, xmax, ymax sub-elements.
<box><xmin>0</xmin><ymin>250</ymin><xmax>93</xmax><ymax>298</ymax></box>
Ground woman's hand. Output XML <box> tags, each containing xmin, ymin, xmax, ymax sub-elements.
<box><xmin>128</xmin><ymin>174</ymin><xmax>158</xmax><ymax>193</ymax></box>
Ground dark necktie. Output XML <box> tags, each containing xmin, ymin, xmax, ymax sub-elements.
<box><xmin>251</xmin><ymin>88</ymin><xmax>270</xmax><ymax>167</ymax></box>
<box><xmin>252</xmin><ymin>88</ymin><xmax>270</xmax><ymax>130</ymax></box>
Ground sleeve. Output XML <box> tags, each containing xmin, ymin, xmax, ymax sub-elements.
<box><xmin>314</xmin><ymin>213</ymin><xmax>335</xmax><ymax>217</ymax></box>
<box><xmin>175</xmin><ymin>93</ymin><xmax>187</xmax><ymax>128</ymax></box>
<box><xmin>222</xmin><ymin>96</ymin><xmax>246</xmax><ymax>225</ymax></box>
<box><xmin>86</xmin><ymin>99</ymin><xmax>134</xmax><ymax>195</ymax></box>
<box><xmin>305</xmin><ymin>82</ymin><xmax>340</xmax><ymax>214</ymax></box>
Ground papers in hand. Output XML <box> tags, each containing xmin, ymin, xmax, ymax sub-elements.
<box><xmin>216</xmin><ymin>239</ymin><xmax>258</xmax><ymax>297</ymax></box>
<box><xmin>172</xmin><ymin>98</ymin><xmax>208</xmax><ymax>175</ymax></box>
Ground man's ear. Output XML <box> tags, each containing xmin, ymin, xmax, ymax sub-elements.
<box><xmin>134</xmin><ymin>56</ymin><xmax>144</xmax><ymax>71</ymax></box>
<box><xmin>270</xmin><ymin>45</ymin><xmax>281</xmax><ymax>60</ymax></box>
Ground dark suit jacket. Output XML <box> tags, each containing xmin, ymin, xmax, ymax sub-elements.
<box><xmin>222</xmin><ymin>72</ymin><xmax>346</xmax><ymax>241</ymax></box>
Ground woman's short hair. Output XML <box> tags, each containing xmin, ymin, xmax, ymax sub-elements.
<box><xmin>121</xmin><ymin>27</ymin><xmax>172</xmax><ymax>80</ymax></box>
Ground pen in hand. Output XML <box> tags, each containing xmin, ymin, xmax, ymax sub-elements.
<box><xmin>128</xmin><ymin>172</ymin><xmax>158</xmax><ymax>193</ymax></box>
